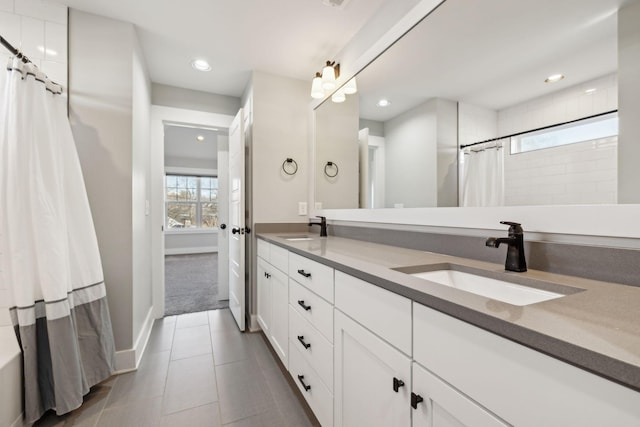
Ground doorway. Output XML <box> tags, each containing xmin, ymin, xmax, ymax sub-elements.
<box><xmin>150</xmin><ymin>106</ymin><xmax>234</xmax><ymax>319</ymax></box>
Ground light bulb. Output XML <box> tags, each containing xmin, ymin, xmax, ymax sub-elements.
<box><xmin>332</xmin><ymin>88</ymin><xmax>346</xmax><ymax>103</ymax></box>
<box><xmin>311</xmin><ymin>74</ymin><xmax>325</xmax><ymax>99</ymax></box>
<box><xmin>321</xmin><ymin>63</ymin><xmax>337</xmax><ymax>91</ymax></box>
<box><xmin>344</xmin><ymin>77</ymin><xmax>357</xmax><ymax>95</ymax></box>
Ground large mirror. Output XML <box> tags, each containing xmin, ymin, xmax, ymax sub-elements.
<box><xmin>314</xmin><ymin>0</ymin><xmax>639</xmax><ymax>209</ymax></box>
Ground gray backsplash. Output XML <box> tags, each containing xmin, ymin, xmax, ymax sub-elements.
<box><xmin>329</xmin><ymin>224</ymin><xmax>640</xmax><ymax>288</ymax></box>
<box><xmin>254</xmin><ymin>222</ymin><xmax>639</xmax><ymax>288</ymax></box>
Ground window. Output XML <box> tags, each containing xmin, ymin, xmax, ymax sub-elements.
<box><xmin>165</xmin><ymin>175</ymin><xmax>218</xmax><ymax>229</ymax></box>
<box><xmin>510</xmin><ymin>112</ymin><xmax>618</xmax><ymax>154</ymax></box>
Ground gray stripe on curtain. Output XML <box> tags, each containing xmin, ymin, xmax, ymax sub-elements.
<box><xmin>11</xmin><ymin>297</ymin><xmax>115</xmax><ymax>423</ymax></box>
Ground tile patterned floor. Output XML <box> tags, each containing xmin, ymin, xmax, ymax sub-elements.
<box><xmin>34</xmin><ymin>309</ymin><xmax>320</xmax><ymax>427</ymax></box>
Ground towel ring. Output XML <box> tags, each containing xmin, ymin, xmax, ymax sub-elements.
<box><xmin>324</xmin><ymin>161</ymin><xmax>339</xmax><ymax>178</ymax></box>
<box><xmin>282</xmin><ymin>158</ymin><xmax>298</xmax><ymax>175</ymax></box>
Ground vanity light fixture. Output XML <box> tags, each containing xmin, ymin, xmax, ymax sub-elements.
<box><xmin>196</xmin><ymin>135</ymin><xmax>205</xmax><ymax>142</ymax></box>
<box><xmin>310</xmin><ymin>60</ymin><xmax>357</xmax><ymax>103</ymax></box>
<box><xmin>376</xmin><ymin>98</ymin><xmax>391</xmax><ymax>107</ymax></box>
<box><xmin>191</xmin><ymin>59</ymin><xmax>212</xmax><ymax>72</ymax></box>
<box><xmin>544</xmin><ymin>73</ymin><xmax>565</xmax><ymax>83</ymax></box>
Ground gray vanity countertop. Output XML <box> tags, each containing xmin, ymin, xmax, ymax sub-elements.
<box><xmin>258</xmin><ymin>233</ymin><xmax>640</xmax><ymax>392</ymax></box>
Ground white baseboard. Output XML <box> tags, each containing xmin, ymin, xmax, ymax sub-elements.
<box><xmin>165</xmin><ymin>246</ymin><xmax>217</xmax><ymax>255</ymax></box>
<box><xmin>248</xmin><ymin>314</ymin><xmax>261</xmax><ymax>332</ymax></box>
<box><xmin>114</xmin><ymin>307</ymin><xmax>155</xmax><ymax>373</ymax></box>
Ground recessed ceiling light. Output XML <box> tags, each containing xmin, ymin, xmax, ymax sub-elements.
<box><xmin>376</xmin><ymin>99</ymin><xmax>391</xmax><ymax>107</ymax></box>
<box><xmin>191</xmin><ymin>59</ymin><xmax>212</xmax><ymax>72</ymax></box>
<box><xmin>196</xmin><ymin>135</ymin><xmax>205</xmax><ymax>142</ymax></box>
<box><xmin>544</xmin><ymin>74</ymin><xmax>565</xmax><ymax>83</ymax></box>
<box><xmin>585</xmin><ymin>88</ymin><xmax>597</xmax><ymax>94</ymax></box>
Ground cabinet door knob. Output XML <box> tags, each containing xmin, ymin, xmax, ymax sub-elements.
<box><xmin>411</xmin><ymin>392</ymin><xmax>424</xmax><ymax>409</ymax></box>
<box><xmin>297</xmin><ymin>375</ymin><xmax>311</xmax><ymax>391</ymax></box>
<box><xmin>393</xmin><ymin>377</ymin><xmax>405</xmax><ymax>392</ymax></box>
<box><xmin>297</xmin><ymin>335</ymin><xmax>311</xmax><ymax>349</ymax></box>
<box><xmin>297</xmin><ymin>269</ymin><xmax>311</xmax><ymax>278</ymax></box>
<box><xmin>297</xmin><ymin>300</ymin><xmax>311</xmax><ymax>311</ymax></box>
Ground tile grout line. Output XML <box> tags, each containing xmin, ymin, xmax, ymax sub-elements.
<box><xmin>209</xmin><ymin>310</ymin><xmax>225</xmax><ymax>427</ymax></box>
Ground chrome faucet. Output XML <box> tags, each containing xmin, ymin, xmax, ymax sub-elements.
<box><xmin>308</xmin><ymin>216</ymin><xmax>327</xmax><ymax>237</ymax></box>
<box><xmin>486</xmin><ymin>221</ymin><xmax>527</xmax><ymax>272</ymax></box>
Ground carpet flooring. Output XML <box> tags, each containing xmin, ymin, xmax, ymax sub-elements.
<box><xmin>164</xmin><ymin>253</ymin><xmax>229</xmax><ymax>316</ymax></box>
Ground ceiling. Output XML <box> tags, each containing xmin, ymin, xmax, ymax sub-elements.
<box><xmin>349</xmin><ymin>0</ymin><xmax>625</xmax><ymax>122</ymax></box>
<box><xmin>164</xmin><ymin>125</ymin><xmax>224</xmax><ymax>163</ymax></box>
<box><xmin>55</xmin><ymin>0</ymin><xmax>390</xmax><ymax>97</ymax></box>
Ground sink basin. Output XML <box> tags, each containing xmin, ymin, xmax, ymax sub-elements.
<box><xmin>393</xmin><ymin>264</ymin><xmax>573</xmax><ymax>306</ymax></box>
<box><xmin>279</xmin><ymin>235</ymin><xmax>314</xmax><ymax>241</ymax></box>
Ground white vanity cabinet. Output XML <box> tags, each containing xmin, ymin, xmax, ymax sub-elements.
<box><xmin>334</xmin><ymin>271</ymin><xmax>413</xmax><ymax>427</ymax></box>
<box><xmin>256</xmin><ymin>239</ymin><xmax>289</xmax><ymax>367</ymax></box>
<box><xmin>413</xmin><ymin>302</ymin><xmax>640</xmax><ymax>426</ymax></box>
<box><xmin>288</xmin><ymin>250</ymin><xmax>336</xmax><ymax>427</ymax></box>
<box><xmin>411</xmin><ymin>362</ymin><xmax>508</xmax><ymax>427</ymax></box>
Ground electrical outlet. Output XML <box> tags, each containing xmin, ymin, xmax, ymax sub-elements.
<box><xmin>314</xmin><ymin>202</ymin><xmax>322</xmax><ymax>210</ymax></box>
<box><xmin>298</xmin><ymin>202</ymin><xmax>308</xmax><ymax>216</ymax></box>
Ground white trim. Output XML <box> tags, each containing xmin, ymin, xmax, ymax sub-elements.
<box><xmin>165</xmin><ymin>246</ymin><xmax>218</xmax><ymax>255</ymax></box>
<box><xmin>114</xmin><ymin>306</ymin><xmax>155</xmax><ymax>373</ymax></box>
<box><xmin>134</xmin><ymin>307</ymin><xmax>155</xmax><ymax>368</ymax></box>
<box><xmin>248</xmin><ymin>314</ymin><xmax>261</xmax><ymax>332</ymax></box>
<box><xmin>165</xmin><ymin>228</ymin><xmax>218</xmax><ymax>235</ymax></box>
<box><xmin>151</xmin><ymin>105</ymin><xmax>234</xmax><ymax>320</ymax></box>
<box><xmin>320</xmin><ymin>205</ymin><xmax>640</xmax><ymax>241</ymax></box>
<box><xmin>165</xmin><ymin>166</ymin><xmax>218</xmax><ymax>176</ymax></box>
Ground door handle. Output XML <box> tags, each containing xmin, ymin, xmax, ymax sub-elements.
<box><xmin>411</xmin><ymin>392</ymin><xmax>424</xmax><ymax>409</ymax></box>
<box><xmin>232</xmin><ymin>227</ymin><xmax>243</xmax><ymax>234</ymax></box>
<box><xmin>297</xmin><ymin>335</ymin><xmax>311</xmax><ymax>349</ymax></box>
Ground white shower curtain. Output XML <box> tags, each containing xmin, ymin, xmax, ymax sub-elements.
<box><xmin>0</xmin><ymin>58</ymin><xmax>115</xmax><ymax>423</ymax></box>
<box><xmin>461</xmin><ymin>141</ymin><xmax>504</xmax><ymax>207</ymax></box>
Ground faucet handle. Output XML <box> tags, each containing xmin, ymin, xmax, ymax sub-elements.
<box><xmin>500</xmin><ymin>221</ymin><xmax>523</xmax><ymax>235</ymax></box>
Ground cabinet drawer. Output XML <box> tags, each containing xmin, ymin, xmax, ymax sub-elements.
<box><xmin>413</xmin><ymin>302</ymin><xmax>640</xmax><ymax>426</ymax></box>
<box><xmin>289</xmin><ymin>252</ymin><xmax>334</xmax><ymax>303</ymax></box>
<box><xmin>289</xmin><ymin>341</ymin><xmax>334</xmax><ymax>427</ymax></box>
<box><xmin>257</xmin><ymin>238</ymin><xmax>269</xmax><ymax>260</ymax></box>
<box><xmin>270</xmin><ymin>244</ymin><xmax>289</xmax><ymax>273</ymax></box>
<box><xmin>289</xmin><ymin>279</ymin><xmax>334</xmax><ymax>343</ymax></box>
<box><xmin>335</xmin><ymin>271</ymin><xmax>411</xmax><ymax>356</ymax></box>
<box><xmin>289</xmin><ymin>306</ymin><xmax>334</xmax><ymax>392</ymax></box>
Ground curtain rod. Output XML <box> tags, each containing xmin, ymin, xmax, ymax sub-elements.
<box><xmin>459</xmin><ymin>109</ymin><xmax>618</xmax><ymax>149</ymax></box>
<box><xmin>0</xmin><ymin>35</ymin><xmax>29</xmax><ymax>63</ymax></box>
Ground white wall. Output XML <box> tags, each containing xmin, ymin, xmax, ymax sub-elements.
<box><xmin>152</xmin><ymin>82</ymin><xmax>240</xmax><ymax>116</ymax></box>
<box><xmin>131</xmin><ymin>28</ymin><xmax>153</xmax><ymax>355</ymax></box>
<box><xmin>165</xmin><ymin>231</ymin><xmax>217</xmax><ymax>255</ymax></box>
<box><xmin>315</xmin><ymin>94</ymin><xmax>360</xmax><ymax>209</ymax></box>
<box><xmin>251</xmin><ymin>71</ymin><xmax>310</xmax><ymax>223</ymax></box>
<box><xmin>69</xmin><ymin>10</ymin><xmax>153</xmax><ymax>365</ymax></box>
<box><xmin>618</xmin><ymin>0</ymin><xmax>640</xmax><ymax>203</ymax></box>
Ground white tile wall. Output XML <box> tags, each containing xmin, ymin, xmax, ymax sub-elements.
<box><xmin>504</xmin><ymin>137</ymin><xmax>617</xmax><ymax>206</ymax></box>
<box><xmin>0</xmin><ymin>0</ymin><xmax>68</xmax><ymax>88</ymax></box>
<box><xmin>459</xmin><ymin>74</ymin><xmax>618</xmax><ymax>206</ymax></box>
<box><xmin>0</xmin><ymin>0</ymin><xmax>67</xmax><ymax>312</ymax></box>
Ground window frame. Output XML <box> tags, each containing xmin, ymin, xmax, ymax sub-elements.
<box><xmin>165</xmin><ymin>173</ymin><xmax>219</xmax><ymax>231</ymax></box>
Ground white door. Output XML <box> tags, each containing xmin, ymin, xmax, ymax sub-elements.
<box><xmin>228</xmin><ymin>108</ymin><xmax>245</xmax><ymax>331</ymax></box>
<box><xmin>217</xmin><ymin>136</ymin><xmax>229</xmax><ymax>300</ymax></box>
<box><xmin>334</xmin><ymin>310</ymin><xmax>411</xmax><ymax>427</ymax></box>
<box><xmin>412</xmin><ymin>362</ymin><xmax>509</xmax><ymax>427</ymax></box>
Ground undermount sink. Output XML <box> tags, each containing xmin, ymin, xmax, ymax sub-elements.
<box><xmin>394</xmin><ymin>264</ymin><xmax>573</xmax><ymax>306</ymax></box>
<box><xmin>279</xmin><ymin>235</ymin><xmax>314</xmax><ymax>241</ymax></box>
